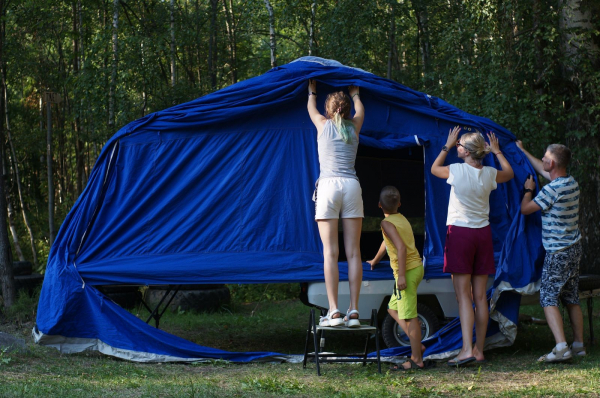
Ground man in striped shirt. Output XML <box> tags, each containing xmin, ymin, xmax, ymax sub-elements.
<box><xmin>519</xmin><ymin>142</ymin><xmax>584</xmax><ymax>363</ymax></box>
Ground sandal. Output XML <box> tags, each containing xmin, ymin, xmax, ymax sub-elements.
<box><xmin>570</xmin><ymin>344</ymin><xmax>586</xmax><ymax>357</ymax></box>
<box><xmin>390</xmin><ymin>358</ymin><xmax>433</xmax><ymax>371</ymax></box>
<box><xmin>319</xmin><ymin>309</ymin><xmax>344</xmax><ymax>327</ymax></box>
<box><xmin>344</xmin><ymin>309</ymin><xmax>360</xmax><ymax>328</ymax></box>
<box><xmin>538</xmin><ymin>346</ymin><xmax>572</xmax><ymax>363</ymax></box>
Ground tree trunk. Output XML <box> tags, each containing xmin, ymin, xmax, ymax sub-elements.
<box><xmin>309</xmin><ymin>1</ymin><xmax>316</xmax><ymax>56</ymax></box>
<box><xmin>73</xmin><ymin>2</ymin><xmax>85</xmax><ymax>196</ymax></box>
<box><xmin>1</xmin><ymin>72</ymin><xmax>38</xmax><ymax>266</ymax></box>
<box><xmin>108</xmin><ymin>0</ymin><xmax>119</xmax><ymax>129</ymax></box>
<box><xmin>264</xmin><ymin>0</ymin><xmax>277</xmax><ymax>68</ymax></box>
<box><xmin>559</xmin><ymin>0</ymin><xmax>600</xmax><ymax>274</ymax></box>
<box><xmin>170</xmin><ymin>0</ymin><xmax>176</xmax><ymax>95</ymax></box>
<box><xmin>222</xmin><ymin>0</ymin><xmax>237</xmax><ymax>84</ymax></box>
<box><xmin>412</xmin><ymin>0</ymin><xmax>431</xmax><ymax>89</ymax></box>
<box><xmin>3</xmin><ymin>153</ymin><xmax>24</xmax><ymax>262</ymax></box>
<box><xmin>0</xmin><ymin>0</ymin><xmax>15</xmax><ymax>309</ymax></box>
<box><xmin>208</xmin><ymin>0</ymin><xmax>218</xmax><ymax>91</ymax></box>
<box><xmin>387</xmin><ymin>2</ymin><xmax>396</xmax><ymax>80</ymax></box>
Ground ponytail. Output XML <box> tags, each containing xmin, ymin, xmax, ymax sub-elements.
<box><xmin>333</xmin><ymin>113</ymin><xmax>354</xmax><ymax>144</ymax></box>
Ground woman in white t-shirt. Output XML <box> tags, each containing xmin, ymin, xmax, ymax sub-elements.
<box><xmin>431</xmin><ymin>126</ymin><xmax>513</xmax><ymax>366</ymax></box>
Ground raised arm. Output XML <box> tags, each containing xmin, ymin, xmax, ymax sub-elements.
<box><xmin>348</xmin><ymin>85</ymin><xmax>364</xmax><ymax>136</ymax></box>
<box><xmin>307</xmin><ymin>79</ymin><xmax>327</xmax><ymax>133</ymax></box>
<box><xmin>431</xmin><ymin>126</ymin><xmax>460</xmax><ymax>179</ymax></box>
<box><xmin>488</xmin><ymin>132</ymin><xmax>514</xmax><ymax>183</ymax></box>
<box><xmin>381</xmin><ymin>220</ymin><xmax>407</xmax><ymax>290</ymax></box>
<box><xmin>367</xmin><ymin>241</ymin><xmax>387</xmax><ymax>270</ymax></box>
<box><xmin>516</xmin><ymin>140</ymin><xmax>550</xmax><ymax>181</ymax></box>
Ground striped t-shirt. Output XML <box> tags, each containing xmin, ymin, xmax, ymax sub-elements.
<box><xmin>533</xmin><ymin>175</ymin><xmax>581</xmax><ymax>253</ymax></box>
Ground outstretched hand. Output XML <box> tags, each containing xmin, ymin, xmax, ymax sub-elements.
<box><xmin>308</xmin><ymin>79</ymin><xmax>317</xmax><ymax>95</ymax></box>
<box><xmin>524</xmin><ymin>175</ymin><xmax>536</xmax><ymax>190</ymax></box>
<box><xmin>367</xmin><ymin>259</ymin><xmax>378</xmax><ymax>270</ymax></box>
<box><xmin>349</xmin><ymin>85</ymin><xmax>359</xmax><ymax>98</ymax></box>
<box><xmin>515</xmin><ymin>140</ymin><xmax>524</xmax><ymax>151</ymax></box>
<box><xmin>487</xmin><ymin>132</ymin><xmax>501</xmax><ymax>155</ymax></box>
<box><xmin>446</xmin><ymin>126</ymin><xmax>461</xmax><ymax>148</ymax></box>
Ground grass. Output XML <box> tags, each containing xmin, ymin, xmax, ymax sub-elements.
<box><xmin>1</xmin><ymin>290</ymin><xmax>600</xmax><ymax>397</ymax></box>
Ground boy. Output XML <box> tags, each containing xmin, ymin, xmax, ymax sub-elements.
<box><xmin>368</xmin><ymin>186</ymin><xmax>429</xmax><ymax>370</ymax></box>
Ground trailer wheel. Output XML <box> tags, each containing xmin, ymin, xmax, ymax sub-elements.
<box><xmin>382</xmin><ymin>302</ymin><xmax>440</xmax><ymax>348</ymax></box>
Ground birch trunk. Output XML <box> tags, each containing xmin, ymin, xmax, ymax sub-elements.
<box><xmin>222</xmin><ymin>0</ymin><xmax>237</xmax><ymax>84</ymax></box>
<box><xmin>559</xmin><ymin>0</ymin><xmax>600</xmax><ymax>274</ymax></box>
<box><xmin>309</xmin><ymin>1</ymin><xmax>316</xmax><ymax>56</ymax></box>
<box><xmin>1</xmin><ymin>73</ymin><xmax>38</xmax><ymax>267</ymax></box>
<box><xmin>264</xmin><ymin>0</ymin><xmax>276</xmax><ymax>68</ymax></box>
<box><xmin>170</xmin><ymin>0</ymin><xmax>176</xmax><ymax>90</ymax></box>
<box><xmin>387</xmin><ymin>2</ymin><xmax>395</xmax><ymax>79</ymax></box>
<box><xmin>3</xmin><ymin>154</ymin><xmax>24</xmax><ymax>262</ymax></box>
<box><xmin>0</xmin><ymin>0</ymin><xmax>15</xmax><ymax>308</ymax></box>
<box><xmin>208</xmin><ymin>0</ymin><xmax>218</xmax><ymax>91</ymax></box>
<box><xmin>108</xmin><ymin>0</ymin><xmax>119</xmax><ymax>128</ymax></box>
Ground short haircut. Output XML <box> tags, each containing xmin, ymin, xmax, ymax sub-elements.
<box><xmin>546</xmin><ymin>144</ymin><xmax>572</xmax><ymax>169</ymax></box>
<box><xmin>460</xmin><ymin>132</ymin><xmax>490</xmax><ymax>161</ymax></box>
<box><xmin>380</xmin><ymin>186</ymin><xmax>401</xmax><ymax>213</ymax></box>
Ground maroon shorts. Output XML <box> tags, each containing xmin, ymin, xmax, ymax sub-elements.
<box><xmin>443</xmin><ymin>225</ymin><xmax>495</xmax><ymax>275</ymax></box>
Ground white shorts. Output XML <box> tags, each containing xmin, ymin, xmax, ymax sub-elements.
<box><xmin>314</xmin><ymin>177</ymin><xmax>364</xmax><ymax>220</ymax></box>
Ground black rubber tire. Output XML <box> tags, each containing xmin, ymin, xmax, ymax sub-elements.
<box><xmin>579</xmin><ymin>275</ymin><xmax>600</xmax><ymax>292</ymax></box>
<box><xmin>145</xmin><ymin>285</ymin><xmax>231</xmax><ymax>313</ymax></box>
<box><xmin>382</xmin><ymin>302</ymin><xmax>440</xmax><ymax>348</ymax></box>
<box><xmin>12</xmin><ymin>261</ymin><xmax>33</xmax><ymax>276</ymax></box>
<box><xmin>96</xmin><ymin>286</ymin><xmax>143</xmax><ymax>309</ymax></box>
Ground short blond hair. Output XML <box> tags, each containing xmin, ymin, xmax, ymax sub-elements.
<box><xmin>460</xmin><ymin>132</ymin><xmax>491</xmax><ymax>161</ymax></box>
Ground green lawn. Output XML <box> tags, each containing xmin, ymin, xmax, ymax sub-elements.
<box><xmin>1</xmin><ymin>295</ymin><xmax>599</xmax><ymax>397</ymax></box>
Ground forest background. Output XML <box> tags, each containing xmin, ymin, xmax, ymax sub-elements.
<box><xmin>0</xmin><ymin>0</ymin><xmax>598</xmax><ymax>308</ymax></box>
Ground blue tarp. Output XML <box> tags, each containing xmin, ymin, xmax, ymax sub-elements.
<box><xmin>34</xmin><ymin>57</ymin><xmax>543</xmax><ymax>362</ymax></box>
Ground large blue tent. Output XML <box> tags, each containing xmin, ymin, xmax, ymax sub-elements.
<box><xmin>34</xmin><ymin>57</ymin><xmax>543</xmax><ymax>362</ymax></box>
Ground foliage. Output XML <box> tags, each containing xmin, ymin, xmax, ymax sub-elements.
<box><xmin>228</xmin><ymin>283</ymin><xmax>299</xmax><ymax>303</ymax></box>
<box><xmin>0</xmin><ymin>0</ymin><xmax>598</xmax><ymax>274</ymax></box>
<box><xmin>3</xmin><ymin>288</ymin><xmax>40</xmax><ymax>324</ymax></box>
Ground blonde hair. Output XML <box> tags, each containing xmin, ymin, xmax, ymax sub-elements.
<box><xmin>460</xmin><ymin>132</ymin><xmax>491</xmax><ymax>161</ymax></box>
<box><xmin>325</xmin><ymin>91</ymin><xmax>353</xmax><ymax>144</ymax></box>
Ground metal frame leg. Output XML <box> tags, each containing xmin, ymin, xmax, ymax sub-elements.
<box><xmin>312</xmin><ymin>309</ymin><xmax>321</xmax><ymax>376</ymax></box>
<box><xmin>303</xmin><ymin>310</ymin><xmax>313</xmax><ymax>368</ymax></box>
<box><xmin>588</xmin><ymin>297</ymin><xmax>594</xmax><ymax>346</ymax></box>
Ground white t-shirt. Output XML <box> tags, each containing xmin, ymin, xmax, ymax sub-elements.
<box><xmin>446</xmin><ymin>163</ymin><xmax>498</xmax><ymax>228</ymax></box>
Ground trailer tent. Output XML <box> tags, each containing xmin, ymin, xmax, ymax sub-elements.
<box><xmin>34</xmin><ymin>57</ymin><xmax>544</xmax><ymax>362</ymax></box>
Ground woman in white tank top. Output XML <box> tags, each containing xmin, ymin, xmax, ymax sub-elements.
<box><xmin>307</xmin><ymin>79</ymin><xmax>365</xmax><ymax>327</ymax></box>
<box><xmin>431</xmin><ymin>127</ymin><xmax>514</xmax><ymax>365</ymax></box>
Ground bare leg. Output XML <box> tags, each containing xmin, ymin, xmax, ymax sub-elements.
<box><xmin>566</xmin><ymin>303</ymin><xmax>584</xmax><ymax>343</ymax></box>
<box><xmin>317</xmin><ymin>219</ymin><xmax>340</xmax><ymax>315</ymax></box>
<box><xmin>342</xmin><ymin>217</ymin><xmax>362</xmax><ymax>315</ymax></box>
<box><xmin>388</xmin><ymin>308</ymin><xmax>408</xmax><ymax>334</ymax></box>
<box><xmin>452</xmin><ymin>273</ymin><xmax>475</xmax><ymax>360</ymax></box>
<box><xmin>401</xmin><ymin>317</ymin><xmax>424</xmax><ymax>368</ymax></box>
<box><xmin>471</xmin><ymin>274</ymin><xmax>489</xmax><ymax>361</ymax></box>
<box><xmin>388</xmin><ymin>308</ymin><xmax>426</xmax><ymax>356</ymax></box>
<box><xmin>543</xmin><ymin>306</ymin><xmax>567</xmax><ymax>345</ymax></box>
